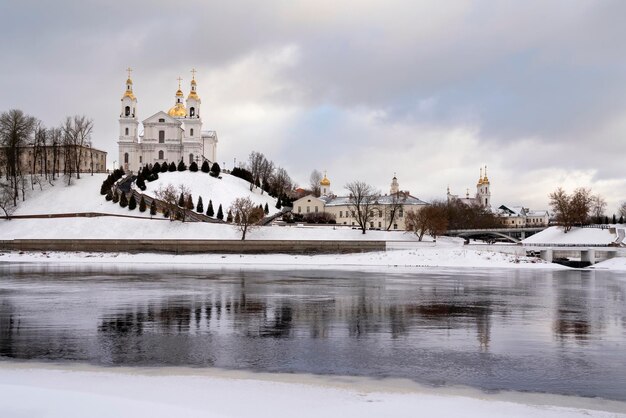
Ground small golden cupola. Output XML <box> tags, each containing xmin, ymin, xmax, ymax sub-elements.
<box><xmin>482</xmin><ymin>165</ymin><xmax>490</xmax><ymax>184</ymax></box>
<box><xmin>167</xmin><ymin>76</ymin><xmax>187</xmax><ymax>118</ymax></box>
<box><xmin>477</xmin><ymin>167</ymin><xmax>484</xmax><ymax>186</ymax></box>
<box><xmin>320</xmin><ymin>173</ymin><xmax>331</xmax><ymax>186</ymax></box>
<box><xmin>188</xmin><ymin>68</ymin><xmax>200</xmax><ymax>101</ymax></box>
<box><xmin>122</xmin><ymin>67</ymin><xmax>136</xmax><ymax>101</ymax></box>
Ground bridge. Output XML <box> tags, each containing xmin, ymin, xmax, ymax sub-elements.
<box><xmin>446</xmin><ymin>227</ymin><xmax>546</xmax><ymax>243</ymax></box>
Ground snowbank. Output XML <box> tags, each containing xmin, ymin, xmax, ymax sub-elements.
<box><xmin>591</xmin><ymin>257</ymin><xmax>626</xmax><ymax>271</ymax></box>
<box><xmin>12</xmin><ymin>174</ymin><xmax>151</xmax><ymax>218</ymax></box>
<box><xmin>141</xmin><ymin>171</ymin><xmax>280</xmax><ymax>215</ymax></box>
<box><xmin>523</xmin><ymin>226</ymin><xmax>615</xmax><ymax>246</ymax></box>
<box><xmin>0</xmin><ymin>245</ymin><xmax>558</xmax><ymax>271</ymax></box>
<box><xmin>0</xmin><ymin>363</ymin><xmax>622</xmax><ymax>418</ymax></box>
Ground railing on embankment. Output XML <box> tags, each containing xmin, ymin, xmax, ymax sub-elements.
<box><xmin>0</xmin><ymin>239</ymin><xmax>386</xmax><ymax>254</ymax></box>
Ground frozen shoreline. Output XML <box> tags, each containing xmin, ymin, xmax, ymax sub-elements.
<box><xmin>0</xmin><ymin>361</ymin><xmax>623</xmax><ymax>417</ymax></box>
<box><xmin>0</xmin><ymin>247</ymin><xmax>564</xmax><ymax>271</ymax></box>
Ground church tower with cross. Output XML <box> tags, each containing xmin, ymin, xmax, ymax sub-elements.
<box><xmin>117</xmin><ymin>68</ymin><xmax>218</xmax><ymax>173</ymax></box>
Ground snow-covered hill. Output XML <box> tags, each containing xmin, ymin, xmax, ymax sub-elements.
<box><xmin>522</xmin><ymin>226</ymin><xmax>616</xmax><ymax>246</ymax></box>
<box><xmin>139</xmin><ymin>171</ymin><xmax>279</xmax><ymax>215</ymax></box>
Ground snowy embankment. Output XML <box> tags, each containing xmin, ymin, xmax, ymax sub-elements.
<box><xmin>522</xmin><ymin>226</ymin><xmax>617</xmax><ymax>246</ymax></box>
<box><xmin>0</xmin><ymin>364</ymin><xmax>623</xmax><ymax>418</ymax></box>
<box><xmin>140</xmin><ymin>170</ymin><xmax>280</xmax><ymax>215</ymax></box>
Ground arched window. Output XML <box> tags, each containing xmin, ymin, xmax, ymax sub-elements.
<box><xmin>190</xmin><ymin>128</ymin><xmax>194</xmax><ymax>136</ymax></box>
<box><xmin>189</xmin><ymin>153</ymin><xmax>194</xmax><ymax>164</ymax></box>
<box><xmin>190</xmin><ymin>107</ymin><xmax>195</xmax><ymax>117</ymax></box>
<box><xmin>158</xmin><ymin>150</ymin><xmax>164</xmax><ymax>160</ymax></box>
<box><xmin>125</xmin><ymin>127</ymin><xmax>129</xmax><ymax>136</ymax></box>
<box><xmin>124</xmin><ymin>153</ymin><xmax>129</xmax><ymax>164</ymax></box>
<box><xmin>124</xmin><ymin>106</ymin><xmax>130</xmax><ymax>117</ymax></box>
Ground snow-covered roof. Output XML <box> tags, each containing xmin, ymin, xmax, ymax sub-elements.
<box><xmin>323</xmin><ymin>193</ymin><xmax>428</xmax><ymax>207</ymax></box>
<box><xmin>497</xmin><ymin>205</ymin><xmax>525</xmax><ymax>217</ymax></box>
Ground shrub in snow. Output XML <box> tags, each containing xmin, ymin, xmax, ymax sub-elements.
<box><xmin>210</xmin><ymin>162</ymin><xmax>221</xmax><ymax>176</ymax></box>
<box><xmin>119</xmin><ymin>193</ymin><xmax>128</xmax><ymax>208</ymax></box>
<box><xmin>112</xmin><ymin>192</ymin><xmax>119</xmax><ymax>203</ymax></box>
<box><xmin>150</xmin><ymin>200</ymin><xmax>157</xmax><ymax>216</ymax></box>
<box><xmin>206</xmin><ymin>200</ymin><xmax>214</xmax><ymax>217</ymax></box>
<box><xmin>136</xmin><ymin>176</ymin><xmax>147</xmax><ymax>191</ymax></box>
<box><xmin>178</xmin><ymin>192</ymin><xmax>185</xmax><ymax>207</ymax></box>
<box><xmin>189</xmin><ymin>161</ymin><xmax>198</xmax><ymax>172</ymax></box>
<box><xmin>152</xmin><ymin>162</ymin><xmax>161</xmax><ymax>174</ymax></box>
<box><xmin>196</xmin><ymin>196</ymin><xmax>204</xmax><ymax>213</ymax></box>
<box><xmin>128</xmin><ymin>195</ymin><xmax>137</xmax><ymax>210</ymax></box>
<box><xmin>147</xmin><ymin>173</ymin><xmax>159</xmax><ymax>182</ymax></box>
<box><xmin>186</xmin><ymin>194</ymin><xmax>194</xmax><ymax>210</ymax></box>
<box><xmin>168</xmin><ymin>162</ymin><xmax>176</xmax><ymax>172</ymax></box>
<box><xmin>201</xmin><ymin>160</ymin><xmax>210</xmax><ymax>173</ymax></box>
<box><xmin>217</xmin><ymin>204</ymin><xmax>224</xmax><ymax>220</ymax></box>
<box><xmin>177</xmin><ymin>160</ymin><xmax>187</xmax><ymax>171</ymax></box>
<box><xmin>163</xmin><ymin>209</ymin><xmax>169</xmax><ymax>218</ymax></box>
<box><xmin>231</xmin><ymin>167</ymin><xmax>254</xmax><ymax>184</ymax></box>
<box><xmin>161</xmin><ymin>163</ymin><xmax>168</xmax><ymax>173</ymax></box>
<box><xmin>105</xmin><ymin>190</ymin><xmax>113</xmax><ymax>201</ymax></box>
<box><xmin>139</xmin><ymin>196</ymin><xmax>147</xmax><ymax>212</ymax></box>
<box><xmin>275</xmin><ymin>196</ymin><xmax>282</xmax><ymax>209</ymax></box>
<box><xmin>209</xmin><ymin>171</ymin><xmax>218</xmax><ymax>178</ymax></box>
<box><xmin>226</xmin><ymin>209</ymin><xmax>233</xmax><ymax>223</ymax></box>
<box><xmin>264</xmin><ymin>203</ymin><xmax>269</xmax><ymax>215</ymax></box>
<box><xmin>100</xmin><ymin>180</ymin><xmax>111</xmax><ymax>195</ymax></box>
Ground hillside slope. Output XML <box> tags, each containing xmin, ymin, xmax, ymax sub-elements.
<box><xmin>139</xmin><ymin>171</ymin><xmax>279</xmax><ymax>215</ymax></box>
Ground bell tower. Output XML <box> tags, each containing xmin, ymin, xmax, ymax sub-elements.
<box><xmin>476</xmin><ymin>165</ymin><xmax>491</xmax><ymax>208</ymax></box>
<box><xmin>185</xmin><ymin>68</ymin><xmax>202</xmax><ymax>145</ymax></box>
<box><xmin>118</xmin><ymin>68</ymin><xmax>139</xmax><ymax>171</ymax></box>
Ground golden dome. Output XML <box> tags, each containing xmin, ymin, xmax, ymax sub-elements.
<box><xmin>176</xmin><ymin>89</ymin><xmax>184</xmax><ymax>97</ymax></box>
<box><xmin>168</xmin><ymin>103</ymin><xmax>186</xmax><ymax>117</ymax></box>
<box><xmin>191</xmin><ymin>78</ymin><xmax>197</xmax><ymax>85</ymax></box>
<box><xmin>187</xmin><ymin>91</ymin><xmax>199</xmax><ymax>100</ymax></box>
<box><xmin>122</xmin><ymin>90</ymin><xmax>135</xmax><ymax>100</ymax></box>
<box><xmin>320</xmin><ymin>175</ymin><xmax>331</xmax><ymax>186</ymax></box>
<box><xmin>126</xmin><ymin>78</ymin><xmax>133</xmax><ymax>85</ymax></box>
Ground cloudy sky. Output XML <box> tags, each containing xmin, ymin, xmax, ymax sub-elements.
<box><xmin>1</xmin><ymin>0</ymin><xmax>625</xmax><ymax>211</ymax></box>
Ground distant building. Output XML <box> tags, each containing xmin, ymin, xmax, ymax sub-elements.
<box><xmin>497</xmin><ymin>205</ymin><xmax>550</xmax><ymax>228</ymax></box>
<box><xmin>0</xmin><ymin>144</ymin><xmax>107</xmax><ymax>176</ymax></box>
<box><xmin>118</xmin><ymin>68</ymin><xmax>218</xmax><ymax>173</ymax></box>
<box><xmin>292</xmin><ymin>174</ymin><xmax>428</xmax><ymax>230</ymax></box>
<box><xmin>447</xmin><ymin>166</ymin><xmax>491</xmax><ymax>209</ymax></box>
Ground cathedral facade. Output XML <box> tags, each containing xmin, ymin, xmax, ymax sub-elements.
<box><xmin>118</xmin><ymin>70</ymin><xmax>217</xmax><ymax>173</ymax></box>
<box><xmin>446</xmin><ymin>166</ymin><xmax>491</xmax><ymax>209</ymax></box>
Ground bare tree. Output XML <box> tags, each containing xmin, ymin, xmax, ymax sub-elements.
<box><xmin>271</xmin><ymin>166</ymin><xmax>292</xmax><ymax>198</ymax></box>
<box><xmin>259</xmin><ymin>157</ymin><xmax>274</xmax><ymax>195</ymax></box>
<box><xmin>231</xmin><ymin>196</ymin><xmax>265</xmax><ymax>240</ymax></box>
<box><xmin>0</xmin><ymin>183</ymin><xmax>16</xmax><ymax>219</ymax></box>
<box><xmin>48</xmin><ymin>127</ymin><xmax>62</xmax><ymax>181</ymax></box>
<box><xmin>385</xmin><ymin>192</ymin><xmax>406</xmax><ymax>231</ymax></box>
<box><xmin>155</xmin><ymin>183</ymin><xmax>178</xmax><ymax>221</ymax></box>
<box><xmin>178</xmin><ymin>184</ymin><xmax>191</xmax><ymax>222</ymax></box>
<box><xmin>590</xmin><ymin>194</ymin><xmax>607</xmax><ymax>223</ymax></box>
<box><xmin>0</xmin><ymin>109</ymin><xmax>36</xmax><ymax>205</ymax></box>
<box><xmin>549</xmin><ymin>187</ymin><xmax>592</xmax><ymax>232</ymax></box>
<box><xmin>405</xmin><ymin>206</ymin><xmax>448</xmax><ymax>241</ymax></box>
<box><xmin>619</xmin><ymin>202</ymin><xmax>626</xmax><ymax>218</ymax></box>
<box><xmin>309</xmin><ymin>169</ymin><xmax>322</xmax><ymax>197</ymax></box>
<box><xmin>248</xmin><ymin>151</ymin><xmax>265</xmax><ymax>191</ymax></box>
<box><xmin>345</xmin><ymin>181</ymin><xmax>380</xmax><ymax>234</ymax></box>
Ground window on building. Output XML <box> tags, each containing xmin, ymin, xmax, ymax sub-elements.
<box><xmin>399</xmin><ymin>208</ymin><xmax>403</xmax><ymax>218</ymax></box>
<box><xmin>379</xmin><ymin>210</ymin><xmax>382</xmax><ymax>218</ymax></box>
<box><xmin>124</xmin><ymin>106</ymin><xmax>130</xmax><ymax>117</ymax></box>
<box><xmin>339</xmin><ymin>211</ymin><xmax>343</xmax><ymax>218</ymax></box>
<box><xmin>298</xmin><ymin>206</ymin><xmax>301</xmax><ymax>213</ymax></box>
<box><xmin>306</xmin><ymin>206</ymin><xmax>310</xmax><ymax>213</ymax></box>
<box><xmin>159</xmin><ymin>118</ymin><xmax>165</xmax><ymax>123</ymax></box>
<box><xmin>190</xmin><ymin>128</ymin><xmax>194</xmax><ymax>136</ymax></box>
<box><xmin>125</xmin><ymin>127</ymin><xmax>129</xmax><ymax>136</ymax></box>
<box><xmin>159</xmin><ymin>130</ymin><xmax>165</xmax><ymax>143</ymax></box>
<box><xmin>370</xmin><ymin>222</ymin><xmax>374</xmax><ymax>228</ymax></box>
<box><xmin>378</xmin><ymin>222</ymin><xmax>381</xmax><ymax>228</ymax></box>
<box><xmin>124</xmin><ymin>153</ymin><xmax>129</xmax><ymax>164</ymax></box>
<box><xmin>189</xmin><ymin>153</ymin><xmax>194</xmax><ymax>164</ymax></box>
<box><xmin>393</xmin><ymin>224</ymin><xmax>398</xmax><ymax>230</ymax></box>
<box><xmin>315</xmin><ymin>206</ymin><xmax>318</xmax><ymax>213</ymax></box>
<box><xmin>190</xmin><ymin>107</ymin><xmax>195</xmax><ymax>117</ymax></box>
<box><xmin>139</xmin><ymin>156</ymin><xmax>142</xmax><ymax>163</ymax></box>
<box><xmin>158</xmin><ymin>150</ymin><xmax>164</xmax><ymax>159</ymax></box>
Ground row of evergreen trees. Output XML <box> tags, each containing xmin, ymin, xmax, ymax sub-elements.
<box><xmin>99</xmin><ymin>167</ymin><xmax>125</xmax><ymax>195</ymax></box>
<box><xmin>231</xmin><ymin>165</ymin><xmax>294</xmax><ymax>207</ymax></box>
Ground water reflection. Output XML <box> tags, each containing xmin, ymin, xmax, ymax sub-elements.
<box><xmin>0</xmin><ymin>265</ymin><xmax>625</xmax><ymax>400</ymax></box>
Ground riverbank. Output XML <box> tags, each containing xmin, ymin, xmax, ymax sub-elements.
<box><xmin>0</xmin><ymin>362</ymin><xmax>623</xmax><ymax>418</ymax></box>
<box><xmin>0</xmin><ymin>245</ymin><xmax>561</xmax><ymax>271</ymax></box>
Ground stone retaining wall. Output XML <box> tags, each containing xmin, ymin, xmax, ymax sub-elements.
<box><xmin>0</xmin><ymin>239</ymin><xmax>386</xmax><ymax>255</ymax></box>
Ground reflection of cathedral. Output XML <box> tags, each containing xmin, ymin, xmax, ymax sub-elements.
<box><xmin>447</xmin><ymin>166</ymin><xmax>491</xmax><ymax>209</ymax></box>
<box><xmin>118</xmin><ymin>68</ymin><xmax>218</xmax><ymax>173</ymax></box>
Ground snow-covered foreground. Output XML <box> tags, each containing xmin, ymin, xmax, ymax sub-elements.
<box><xmin>0</xmin><ymin>363</ymin><xmax>623</xmax><ymax>418</ymax></box>
<box><xmin>523</xmin><ymin>226</ymin><xmax>618</xmax><ymax>246</ymax></box>
<box><xmin>0</xmin><ymin>246</ymin><xmax>559</xmax><ymax>270</ymax></box>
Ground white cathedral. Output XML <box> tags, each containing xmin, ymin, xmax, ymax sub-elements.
<box><xmin>118</xmin><ymin>69</ymin><xmax>218</xmax><ymax>173</ymax></box>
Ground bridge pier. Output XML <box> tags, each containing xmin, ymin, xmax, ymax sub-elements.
<box><xmin>540</xmin><ymin>249</ymin><xmax>553</xmax><ymax>263</ymax></box>
<box><xmin>581</xmin><ymin>249</ymin><xmax>596</xmax><ymax>265</ymax></box>
<box><xmin>520</xmin><ymin>231</ymin><xmax>526</xmax><ymax>240</ymax></box>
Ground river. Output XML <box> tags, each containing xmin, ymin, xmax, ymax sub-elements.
<box><xmin>0</xmin><ymin>264</ymin><xmax>624</xmax><ymax>401</ymax></box>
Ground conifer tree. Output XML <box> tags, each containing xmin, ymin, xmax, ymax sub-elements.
<box><xmin>217</xmin><ymin>204</ymin><xmax>224</xmax><ymax>220</ymax></box>
<box><xmin>152</xmin><ymin>162</ymin><xmax>161</xmax><ymax>174</ymax></box>
<box><xmin>275</xmin><ymin>196</ymin><xmax>282</xmax><ymax>209</ymax></box>
<box><xmin>234</xmin><ymin>211</ymin><xmax>241</xmax><ymax>224</ymax></box>
<box><xmin>161</xmin><ymin>162</ymin><xmax>169</xmax><ymax>173</ymax></box>
<box><xmin>196</xmin><ymin>196</ymin><xmax>204</xmax><ymax>213</ymax></box>
<box><xmin>210</xmin><ymin>162</ymin><xmax>221</xmax><ymax>176</ymax></box>
<box><xmin>139</xmin><ymin>196</ymin><xmax>147</xmax><ymax>212</ymax></box>
<box><xmin>120</xmin><ymin>193</ymin><xmax>128</xmax><ymax>208</ymax></box>
<box><xmin>178</xmin><ymin>192</ymin><xmax>185</xmax><ymax>207</ymax></box>
<box><xmin>264</xmin><ymin>202</ymin><xmax>269</xmax><ymax>215</ymax></box>
<box><xmin>150</xmin><ymin>200</ymin><xmax>157</xmax><ymax>216</ymax></box>
<box><xmin>105</xmin><ymin>190</ymin><xmax>113</xmax><ymax>201</ymax></box>
<box><xmin>227</xmin><ymin>209</ymin><xmax>233</xmax><ymax>223</ymax></box>
<box><xmin>620</xmin><ymin>216</ymin><xmax>624</xmax><ymax>224</ymax></box>
<box><xmin>169</xmin><ymin>161</ymin><xmax>176</xmax><ymax>172</ymax></box>
<box><xmin>177</xmin><ymin>160</ymin><xmax>187</xmax><ymax>171</ymax></box>
<box><xmin>613</xmin><ymin>214</ymin><xmax>617</xmax><ymax>224</ymax></box>
<box><xmin>112</xmin><ymin>191</ymin><xmax>119</xmax><ymax>203</ymax></box>
<box><xmin>186</xmin><ymin>194</ymin><xmax>194</xmax><ymax>210</ymax></box>
<box><xmin>128</xmin><ymin>194</ymin><xmax>137</xmax><ymax>210</ymax></box>
<box><xmin>190</xmin><ymin>161</ymin><xmax>198</xmax><ymax>172</ymax></box>
<box><xmin>201</xmin><ymin>160</ymin><xmax>210</xmax><ymax>173</ymax></box>
<box><xmin>163</xmin><ymin>209</ymin><xmax>170</xmax><ymax>218</ymax></box>
<box><xmin>206</xmin><ymin>200</ymin><xmax>214</xmax><ymax>217</ymax></box>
